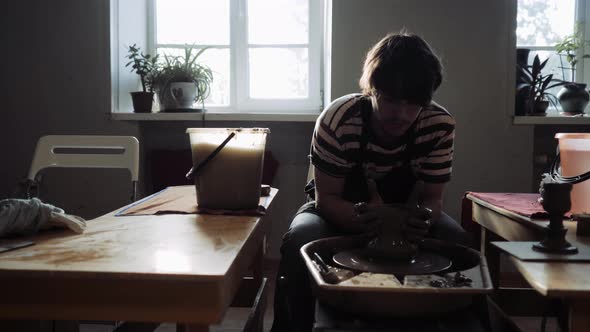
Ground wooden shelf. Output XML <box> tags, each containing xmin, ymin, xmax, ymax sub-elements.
<box><xmin>111</xmin><ymin>112</ymin><xmax>319</xmax><ymax>122</ymax></box>
<box><xmin>513</xmin><ymin>114</ymin><xmax>590</xmax><ymax>125</ymax></box>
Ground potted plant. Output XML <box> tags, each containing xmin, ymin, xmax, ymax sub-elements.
<box><xmin>517</xmin><ymin>54</ymin><xmax>565</xmax><ymax>116</ymax></box>
<box><xmin>515</xmin><ymin>48</ymin><xmax>531</xmax><ymax>116</ymax></box>
<box><xmin>555</xmin><ymin>28</ymin><xmax>590</xmax><ymax>114</ymax></box>
<box><xmin>125</xmin><ymin>44</ymin><xmax>159</xmax><ymax>113</ymax></box>
<box><xmin>152</xmin><ymin>45</ymin><xmax>213</xmax><ymax>112</ymax></box>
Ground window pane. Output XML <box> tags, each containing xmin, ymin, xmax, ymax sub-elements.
<box><xmin>248</xmin><ymin>0</ymin><xmax>309</xmax><ymax>44</ymax></box>
<box><xmin>249</xmin><ymin>48</ymin><xmax>308</xmax><ymax>99</ymax></box>
<box><xmin>517</xmin><ymin>0</ymin><xmax>575</xmax><ymax>46</ymax></box>
<box><xmin>200</xmin><ymin>49</ymin><xmax>230</xmax><ymax>105</ymax></box>
<box><xmin>157</xmin><ymin>48</ymin><xmax>230</xmax><ymax>106</ymax></box>
<box><xmin>156</xmin><ymin>0</ymin><xmax>229</xmax><ymax>45</ymax></box>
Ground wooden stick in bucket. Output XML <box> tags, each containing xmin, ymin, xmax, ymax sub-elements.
<box><xmin>186</xmin><ymin>131</ymin><xmax>236</xmax><ymax>180</ymax></box>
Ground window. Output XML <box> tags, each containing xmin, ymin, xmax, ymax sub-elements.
<box><xmin>112</xmin><ymin>0</ymin><xmax>324</xmax><ymax>114</ymax></box>
<box><xmin>516</xmin><ymin>0</ymin><xmax>584</xmax><ymax>90</ymax></box>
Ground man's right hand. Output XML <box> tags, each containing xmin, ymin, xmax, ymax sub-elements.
<box><xmin>353</xmin><ymin>204</ymin><xmax>432</xmax><ymax>241</ymax></box>
<box><xmin>403</xmin><ymin>206</ymin><xmax>432</xmax><ymax>242</ymax></box>
<box><xmin>349</xmin><ymin>202</ymin><xmax>382</xmax><ymax>234</ymax></box>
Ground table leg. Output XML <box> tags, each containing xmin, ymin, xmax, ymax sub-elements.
<box><xmin>569</xmin><ymin>299</ymin><xmax>590</xmax><ymax>332</ymax></box>
<box><xmin>481</xmin><ymin>228</ymin><xmax>501</xmax><ymax>289</ymax></box>
<box><xmin>252</xmin><ymin>239</ymin><xmax>264</xmax><ymax>283</ymax></box>
<box><xmin>249</xmin><ymin>242</ymin><xmax>266</xmax><ymax>332</ymax></box>
<box><xmin>177</xmin><ymin>323</ymin><xmax>209</xmax><ymax>332</ymax></box>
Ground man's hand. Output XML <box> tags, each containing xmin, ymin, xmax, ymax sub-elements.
<box><xmin>345</xmin><ymin>202</ymin><xmax>381</xmax><ymax>234</ymax></box>
<box><xmin>403</xmin><ymin>205</ymin><xmax>432</xmax><ymax>242</ymax></box>
<box><xmin>355</xmin><ymin>204</ymin><xmax>432</xmax><ymax>242</ymax></box>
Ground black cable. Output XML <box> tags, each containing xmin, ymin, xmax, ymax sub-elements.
<box><xmin>550</xmin><ymin>149</ymin><xmax>590</xmax><ymax>184</ymax></box>
<box><xmin>556</xmin><ymin>298</ymin><xmax>569</xmax><ymax>332</ymax></box>
<box><xmin>539</xmin><ymin>301</ymin><xmax>554</xmax><ymax>332</ymax></box>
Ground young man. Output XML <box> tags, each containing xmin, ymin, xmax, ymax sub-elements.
<box><xmin>271</xmin><ymin>32</ymin><xmax>469</xmax><ymax>332</ymax></box>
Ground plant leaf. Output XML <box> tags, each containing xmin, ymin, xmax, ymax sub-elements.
<box><xmin>532</xmin><ymin>55</ymin><xmax>541</xmax><ymax>78</ymax></box>
<box><xmin>540</xmin><ymin>74</ymin><xmax>552</xmax><ymax>92</ymax></box>
<box><xmin>539</xmin><ymin>58</ymin><xmax>549</xmax><ymax>70</ymax></box>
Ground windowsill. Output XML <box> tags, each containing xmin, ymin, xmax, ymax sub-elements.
<box><xmin>110</xmin><ymin>111</ymin><xmax>320</xmax><ymax>122</ymax></box>
<box><xmin>112</xmin><ymin>111</ymin><xmax>590</xmax><ymax>125</ymax></box>
<box><xmin>513</xmin><ymin>113</ymin><xmax>590</xmax><ymax>125</ymax></box>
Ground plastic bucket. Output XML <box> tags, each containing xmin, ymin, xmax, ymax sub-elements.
<box><xmin>556</xmin><ymin>133</ymin><xmax>590</xmax><ymax>214</ymax></box>
<box><xmin>187</xmin><ymin>128</ymin><xmax>269</xmax><ymax>210</ymax></box>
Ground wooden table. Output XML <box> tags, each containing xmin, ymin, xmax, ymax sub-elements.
<box><xmin>0</xmin><ymin>189</ymin><xmax>277</xmax><ymax>332</ymax></box>
<box><xmin>466</xmin><ymin>193</ymin><xmax>590</xmax><ymax>332</ymax></box>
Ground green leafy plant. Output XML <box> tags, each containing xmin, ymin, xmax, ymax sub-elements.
<box><xmin>152</xmin><ymin>44</ymin><xmax>214</xmax><ymax>104</ymax></box>
<box><xmin>555</xmin><ymin>25</ymin><xmax>590</xmax><ymax>81</ymax></box>
<box><xmin>517</xmin><ymin>54</ymin><xmax>565</xmax><ymax>114</ymax></box>
<box><xmin>125</xmin><ymin>44</ymin><xmax>159</xmax><ymax>92</ymax></box>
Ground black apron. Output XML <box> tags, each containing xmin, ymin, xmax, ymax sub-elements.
<box><xmin>302</xmin><ymin>105</ymin><xmax>419</xmax><ymax>213</ymax></box>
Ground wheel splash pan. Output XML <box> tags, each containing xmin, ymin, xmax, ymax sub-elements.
<box><xmin>301</xmin><ymin>235</ymin><xmax>493</xmax><ymax>318</ymax></box>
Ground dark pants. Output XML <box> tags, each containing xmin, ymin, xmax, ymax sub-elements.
<box><xmin>270</xmin><ymin>207</ymin><xmax>471</xmax><ymax>332</ymax></box>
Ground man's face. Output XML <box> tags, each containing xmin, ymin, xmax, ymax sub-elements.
<box><xmin>371</xmin><ymin>95</ymin><xmax>422</xmax><ymax>137</ymax></box>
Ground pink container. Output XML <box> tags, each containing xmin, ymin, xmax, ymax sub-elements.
<box><xmin>556</xmin><ymin>133</ymin><xmax>590</xmax><ymax>214</ymax></box>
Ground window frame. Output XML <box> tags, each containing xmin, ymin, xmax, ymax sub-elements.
<box><xmin>516</xmin><ymin>0</ymin><xmax>589</xmax><ymax>85</ymax></box>
<box><xmin>144</xmin><ymin>0</ymin><xmax>323</xmax><ymax>114</ymax></box>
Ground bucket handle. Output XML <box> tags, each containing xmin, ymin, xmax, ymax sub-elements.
<box><xmin>186</xmin><ymin>131</ymin><xmax>236</xmax><ymax>180</ymax></box>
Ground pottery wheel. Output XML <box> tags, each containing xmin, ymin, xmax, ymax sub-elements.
<box><xmin>333</xmin><ymin>249</ymin><xmax>452</xmax><ymax>275</ymax></box>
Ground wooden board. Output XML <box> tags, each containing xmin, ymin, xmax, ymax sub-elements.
<box><xmin>0</xmin><ymin>189</ymin><xmax>277</xmax><ymax>324</ymax></box>
<box><xmin>508</xmin><ymin>256</ymin><xmax>590</xmax><ymax>297</ymax></box>
<box><xmin>467</xmin><ymin>194</ymin><xmax>549</xmax><ymax>235</ymax></box>
<box><xmin>467</xmin><ymin>193</ymin><xmax>590</xmax><ymax>331</ymax></box>
<box><xmin>0</xmin><ymin>212</ymin><xmax>259</xmax><ymax>279</ymax></box>
<box><xmin>493</xmin><ymin>241</ymin><xmax>590</xmax><ymax>261</ymax></box>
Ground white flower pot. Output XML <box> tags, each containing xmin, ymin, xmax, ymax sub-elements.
<box><xmin>159</xmin><ymin>82</ymin><xmax>198</xmax><ymax>111</ymax></box>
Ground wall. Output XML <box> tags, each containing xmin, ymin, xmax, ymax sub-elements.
<box><xmin>0</xmin><ymin>1</ymin><xmax>139</xmax><ymax>214</ymax></box>
<box><xmin>1</xmin><ymin>0</ymin><xmax>536</xmax><ymax>259</ymax></box>
<box><xmin>138</xmin><ymin>0</ymin><xmax>535</xmax><ymax>258</ymax></box>
<box><xmin>329</xmin><ymin>0</ymin><xmax>534</xmax><ymax>220</ymax></box>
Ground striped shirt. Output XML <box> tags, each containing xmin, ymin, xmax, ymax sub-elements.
<box><xmin>311</xmin><ymin>93</ymin><xmax>455</xmax><ymax>184</ymax></box>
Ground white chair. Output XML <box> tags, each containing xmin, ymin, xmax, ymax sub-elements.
<box><xmin>24</xmin><ymin>135</ymin><xmax>139</xmax><ymax>329</ymax></box>
<box><xmin>26</xmin><ymin>135</ymin><xmax>139</xmax><ymax>202</ymax></box>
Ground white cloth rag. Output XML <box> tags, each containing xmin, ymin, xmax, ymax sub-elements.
<box><xmin>0</xmin><ymin>198</ymin><xmax>86</xmax><ymax>237</ymax></box>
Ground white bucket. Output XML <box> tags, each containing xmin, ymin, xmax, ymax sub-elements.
<box><xmin>187</xmin><ymin>128</ymin><xmax>269</xmax><ymax>210</ymax></box>
<box><xmin>556</xmin><ymin>133</ymin><xmax>590</xmax><ymax>214</ymax></box>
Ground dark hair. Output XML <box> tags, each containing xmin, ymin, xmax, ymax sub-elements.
<box><xmin>359</xmin><ymin>32</ymin><xmax>443</xmax><ymax>106</ymax></box>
